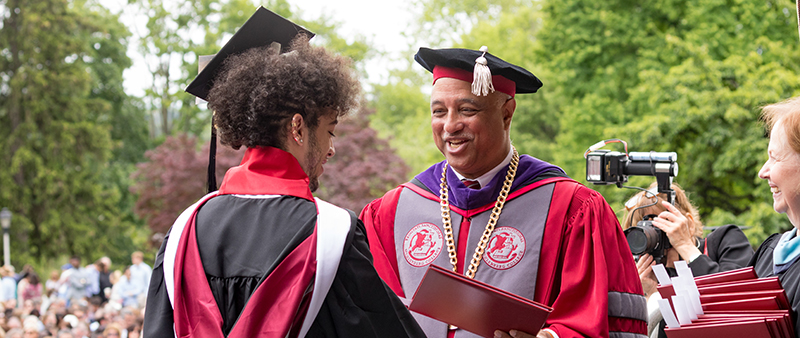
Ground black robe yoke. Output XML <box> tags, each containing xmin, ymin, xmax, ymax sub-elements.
<box><xmin>143</xmin><ymin>195</ymin><xmax>425</xmax><ymax>338</ymax></box>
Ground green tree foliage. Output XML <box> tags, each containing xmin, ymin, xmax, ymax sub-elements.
<box><xmin>534</xmin><ymin>0</ymin><xmax>800</xmax><ymax>244</ymax></box>
<box><xmin>297</xmin><ymin>11</ymin><xmax>372</xmax><ymax>74</ymax></box>
<box><xmin>411</xmin><ymin>0</ymin><xmax>522</xmax><ymax>45</ymax></box>
<box><xmin>370</xmin><ymin>67</ymin><xmax>443</xmax><ymax>174</ymax></box>
<box><xmin>132</xmin><ymin>0</ymin><xmax>254</xmax><ymax>138</ymax></box>
<box><xmin>0</xmin><ymin>0</ymin><xmax>147</xmax><ymax>265</ymax></box>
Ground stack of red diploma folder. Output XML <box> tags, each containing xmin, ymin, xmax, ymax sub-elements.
<box><xmin>657</xmin><ymin>267</ymin><xmax>794</xmax><ymax>338</ymax></box>
<box><xmin>407</xmin><ymin>264</ymin><xmax>552</xmax><ymax>338</ymax></box>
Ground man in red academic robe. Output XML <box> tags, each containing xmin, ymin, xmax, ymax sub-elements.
<box><xmin>142</xmin><ymin>9</ymin><xmax>424</xmax><ymax>338</ymax></box>
<box><xmin>360</xmin><ymin>47</ymin><xmax>648</xmax><ymax>338</ymax></box>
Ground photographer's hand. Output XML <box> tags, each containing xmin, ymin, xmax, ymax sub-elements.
<box><xmin>652</xmin><ymin>201</ymin><xmax>703</xmax><ymax>263</ymax></box>
<box><xmin>636</xmin><ymin>253</ymin><xmax>657</xmax><ymax>299</ymax></box>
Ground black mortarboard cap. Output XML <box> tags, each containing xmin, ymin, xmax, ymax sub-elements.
<box><xmin>185</xmin><ymin>6</ymin><xmax>315</xmax><ymax>101</ymax></box>
<box><xmin>185</xmin><ymin>7</ymin><xmax>314</xmax><ymax>193</ymax></box>
<box><xmin>414</xmin><ymin>47</ymin><xmax>543</xmax><ymax>95</ymax></box>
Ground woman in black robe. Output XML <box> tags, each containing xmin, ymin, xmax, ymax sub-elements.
<box><xmin>750</xmin><ymin>96</ymin><xmax>800</xmax><ymax>338</ymax></box>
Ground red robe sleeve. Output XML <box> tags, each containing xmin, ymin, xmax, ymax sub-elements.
<box><xmin>536</xmin><ymin>183</ymin><xmax>647</xmax><ymax>338</ymax></box>
<box><xmin>360</xmin><ymin>187</ymin><xmax>406</xmax><ymax>298</ymax></box>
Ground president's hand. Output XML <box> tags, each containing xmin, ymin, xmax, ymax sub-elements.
<box><xmin>494</xmin><ymin>329</ymin><xmax>553</xmax><ymax>338</ymax></box>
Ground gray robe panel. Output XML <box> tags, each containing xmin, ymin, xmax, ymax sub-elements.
<box><xmin>394</xmin><ymin>184</ymin><xmax>555</xmax><ymax>338</ymax></box>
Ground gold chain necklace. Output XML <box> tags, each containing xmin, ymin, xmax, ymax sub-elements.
<box><xmin>439</xmin><ymin>147</ymin><xmax>519</xmax><ymax>279</ymax></box>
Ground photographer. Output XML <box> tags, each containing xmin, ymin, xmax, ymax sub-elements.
<box><xmin>622</xmin><ymin>182</ymin><xmax>753</xmax><ymax>338</ymax></box>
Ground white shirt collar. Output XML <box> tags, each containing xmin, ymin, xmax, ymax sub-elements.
<box><xmin>452</xmin><ymin>147</ymin><xmax>514</xmax><ymax>189</ymax></box>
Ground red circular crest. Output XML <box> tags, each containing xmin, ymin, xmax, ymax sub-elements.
<box><xmin>483</xmin><ymin>227</ymin><xmax>526</xmax><ymax>270</ymax></box>
<box><xmin>403</xmin><ymin>222</ymin><xmax>444</xmax><ymax>267</ymax></box>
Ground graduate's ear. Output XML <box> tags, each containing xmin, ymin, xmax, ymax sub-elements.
<box><xmin>289</xmin><ymin>114</ymin><xmax>305</xmax><ymax>146</ymax></box>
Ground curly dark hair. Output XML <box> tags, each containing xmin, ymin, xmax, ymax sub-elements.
<box><xmin>207</xmin><ymin>35</ymin><xmax>361</xmax><ymax>150</ymax></box>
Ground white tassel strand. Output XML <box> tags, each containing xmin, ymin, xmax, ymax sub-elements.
<box><xmin>471</xmin><ymin>46</ymin><xmax>494</xmax><ymax>96</ymax></box>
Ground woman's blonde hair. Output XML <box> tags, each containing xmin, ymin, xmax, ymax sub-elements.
<box><xmin>762</xmin><ymin>96</ymin><xmax>800</xmax><ymax>154</ymax></box>
<box><xmin>622</xmin><ymin>182</ymin><xmax>704</xmax><ymax>237</ymax></box>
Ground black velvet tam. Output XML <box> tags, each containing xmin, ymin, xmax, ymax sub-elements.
<box><xmin>414</xmin><ymin>47</ymin><xmax>543</xmax><ymax>94</ymax></box>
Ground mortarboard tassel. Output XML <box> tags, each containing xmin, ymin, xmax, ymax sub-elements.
<box><xmin>207</xmin><ymin>113</ymin><xmax>217</xmax><ymax>193</ymax></box>
<box><xmin>197</xmin><ymin>54</ymin><xmax>218</xmax><ymax>193</ymax></box>
<box><xmin>471</xmin><ymin>46</ymin><xmax>495</xmax><ymax>96</ymax></box>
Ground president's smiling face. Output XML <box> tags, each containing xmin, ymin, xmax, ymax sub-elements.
<box><xmin>430</xmin><ymin>77</ymin><xmax>514</xmax><ymax>178</ymax></box>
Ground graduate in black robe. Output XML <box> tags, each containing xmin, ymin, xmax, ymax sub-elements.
<box><xmin>142</xmin><ymin>8</ymin><xmax>423</xmax><ymax>338</ymax></box>
<box><xmin>143</xmin><ymin>148</ymin><xmax>423</xmax><ymax>338</ymax></box>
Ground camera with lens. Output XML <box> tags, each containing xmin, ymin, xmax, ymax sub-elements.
<box><xmin>584</xmin><ymin>140</ymin><xmax>680</xmax><ymax>263</ymax></box>
<box><xmin>624</xmin><ymin>214</ymin><xmax>672</xmax><ymax>264</ymax></box>
<box><xmin>585</xmin><ymin>149</ymin><xmax>678</xmax><ymax>188</ymax></box>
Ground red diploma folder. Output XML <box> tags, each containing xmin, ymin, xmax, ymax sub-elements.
<box><xmin>657</xmin><ymin>266</ymin><xmax>760</xmax><ymax>300</ymax></box>
<box><xmin>408</xmin><ymin>264</ymin><xmax>552</xmax><ymax>338</ymax></box>
<box><xmin>694</xmin><ymin>266</ymin><xmax>758</xmax><ymax>286</ymax></box>
<box><xmin>701</xmin><ymin>296</ymin><xmax>783</xmax><ymax>311</ymax></box>
<box><xmin>697</xmin><ymin>277</ymin><xmax>782</xmax><ymax>295</ymax></box>
<box><xmin>660</xmin><ymin>268</ymin><xmax>794</xmax><ymax>338</ymax></box>
<box><xmin>700</xmin><ymin>290</ymin><xmax>789</xmax><ymax>310</ymax></box>
<box><xmin>664</xmin><ymin>319</ymin><xmax>777</xmax><ymax>338</ymax></box>
<box><xmin>700</xmin><ymin>311</ymin><xmax>793</xmax><ymax>338</ymax></box>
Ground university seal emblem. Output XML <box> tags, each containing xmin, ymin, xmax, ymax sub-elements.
<box><xmin>403</xmin><ymin>222</ymin><xmax>443</xmax><ymax>267</ymax></box>
<box><xmin>483</xmin><ymin>226</ymin><xmax>526</xmax><ymax>270</ymax></box>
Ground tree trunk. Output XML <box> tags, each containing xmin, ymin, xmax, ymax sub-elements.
<box><xmin>160</xmin><ymin>59</ymin><xmax>170</xmax><ymax>136</ymax></box>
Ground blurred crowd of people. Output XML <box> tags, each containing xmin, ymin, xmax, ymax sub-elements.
<box><xmin>0</xmin><ymin>252</ymin><xmax>151</xmax><ymax>338</ymax></box>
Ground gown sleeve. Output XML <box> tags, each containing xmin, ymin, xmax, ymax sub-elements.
<box><xmin>688</xmin><ymin>224</ymin><xmax>754</xmax><ymax>277</ymax></box>
<box><xmin>539</xmin><ymin>185</ymin><xmax>647</xmax><ymax>338</ymax></box>
<box><xmin>307</xmin><ymin>213</ymin><xmax>426</xmax><ymax>338</ymax></box>
<box><xmin>142</xmin><ymin>230</ymin><xmax>176</xmax><ymax>338</ymax></box>
<box><xmin>359</xmin><ymin>187</ymin><xmax>405</xmax><ymax>297</ymax></box>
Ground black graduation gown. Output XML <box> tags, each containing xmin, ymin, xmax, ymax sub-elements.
<box><xmin>143</xmin><ymin>194</ymin><xmax>425</xmax><ymax>338</ymax></box>
<box><xmin>751</xmin><ymin>233</ymin><xmax>800</xmax><ymax>338</ymax></box>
